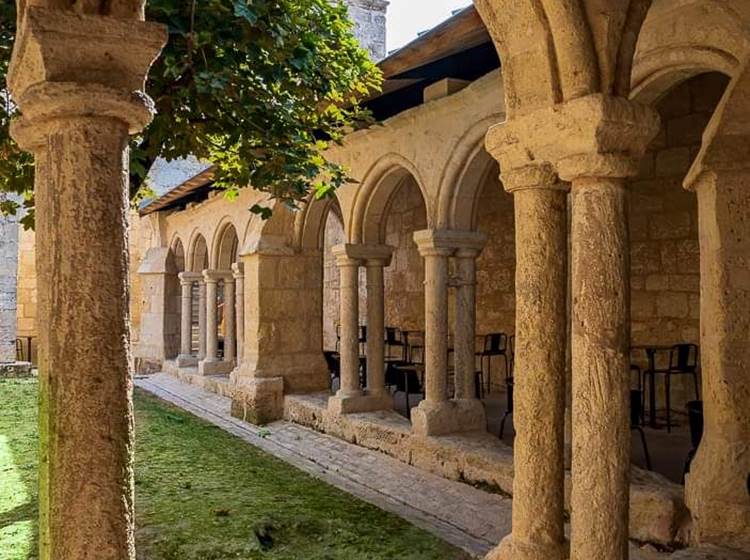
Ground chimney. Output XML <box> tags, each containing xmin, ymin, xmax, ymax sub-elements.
<box><xmin>343</xmin><ymin>0</ymin><xmax>389</xmax><ymax>61</ymax></box>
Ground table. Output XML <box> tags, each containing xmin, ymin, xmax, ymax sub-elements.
<box><xmin>632</xmin><ymin>345</ymin><xmax>673</xmax><ymax>428</ymax></box>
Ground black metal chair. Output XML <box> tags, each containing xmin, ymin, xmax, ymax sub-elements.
<box><xmin>16</xmin><ymin>338</ymin><xmax>24</xmax><ymax>361</ymax></box>
<box><xmin>388</xmin><ymin>362</ymin><xmax>424</xmax><ymax>419</ymax></box>
<box><xmin>385</xmin><ymin>327</ymin><xmax>407</xmax><ymax>361</ymax></box>
<box><xmin>334</xmin><ymin>325</ymin><xmax>341</xmax><ymax>352</ymax></box>
<box><xmin>631</xmin><ymin>389</ymin><xmax>652</xmax><ymax>470</ymax></box>
<box><xmin>476</xmin><ymin>333</ymin><xmax>510</xmax><ymax>394</ymax></box>
<box><xmin>323</xmin><ymin>351</ymin><xmax>340</xmax><ymax>389</ymax></box>
<box><xmin>508</xmin><ymin>334</ymin><xmax>515</xmax><ymax>376</ymax></box>
<box><xmin>358</xmin><ymin>325</ymin><xmax>367</xmax><ymax>356</ymax></box>
<box><xmin>499</xmin><ymin>375</ymin><xmax>514</xmax><ymax>439</ymax></box>
<box><xmin>643</xmin><ymin>343</ymin><xmax>699</xmax><ymax>432</ymax></box>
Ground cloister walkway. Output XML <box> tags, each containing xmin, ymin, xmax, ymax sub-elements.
<box><xmin>136</xmin><ymin>373</ymin><xmax>682</xmax><ymax>560</ymax></box>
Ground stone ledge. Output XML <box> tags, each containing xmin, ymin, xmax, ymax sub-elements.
<box><xmin>0</xmin><ymin>361</ymin><xmax>33</xmax><ymax>378</ymax></box>
<box><xmin>283</xmin><ymin>392</ymin><xmax>689</xmax><ymax>548</ymax></box>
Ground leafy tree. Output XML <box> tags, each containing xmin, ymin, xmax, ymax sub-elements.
<box><xmin>0</xmin><ymin>0</ymin><xmax>381</xmax><ymax>225</ymax></box>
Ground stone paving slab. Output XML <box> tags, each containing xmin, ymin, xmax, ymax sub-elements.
<box><xmin>136</xmin><ymin>373</ymin><xmax>682</xmax><ymax>559</ymax></box>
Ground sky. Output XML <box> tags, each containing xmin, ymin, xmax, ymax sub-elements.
<box><xmin>386</xmin><ymin>0</ymin><xmax>474</xmax><ymax>53</ymax></box>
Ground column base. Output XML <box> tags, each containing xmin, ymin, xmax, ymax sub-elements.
<box><xmin>327</xmin><ymin>391</ymin><xmax>393</xmax><ymax>415</ymax></box>
<box><xmin>411</xmin><ymin>398</ymin><xmax>486</xmax><ymax>437</ymax></box>
<box><xmin>177</xmin><ymin>354</ymin><xmax>198</xmax><ymax>368</ymax></box>
<box><xmin>198</xmin><ymin>359</ymin><xmax>234</xmax><ymax>375</ymax></box>
<box><xmin>485</xmin><ymin>535</ymin><xmax>568</xmax><ymax>560</ymax></box>
<box><xmin>230</xmin><ymin>377</ymin><xmax>284</xmax><ymax>425</ymax></box>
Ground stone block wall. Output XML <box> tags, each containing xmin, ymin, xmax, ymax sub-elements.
<box><xmin>474</xmin><ymin>169</ymin><xmax>516</xmax><ymax>340</ymax></box>
<box><xmin>15</xmin><ymin>226</ymin><xmax>36</xmax><ymax>351</ymax></box>
<box><xmin>0</xmin><ymin>208</ymin><xmax>19</xmax><ymax>362</ymax></box>
<box><xmin>383</xmin><ymin>178</ymin><xmax>427</xmax><ymax>332</ymax></box>
<box><xmin>629</xmin><ymin>72</ymin><xmax>729</xmax><ymax>403</ymax></box>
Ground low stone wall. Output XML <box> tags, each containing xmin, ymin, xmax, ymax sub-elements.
<box><xmin>162</xmin><ymin>361</ymin><xmax>236</xmax><ymax>399</ymax></box>
<box><xmin>284</xmin><ymin>393</ymin><xmax>689</xmax><ymax>548</ymax></box>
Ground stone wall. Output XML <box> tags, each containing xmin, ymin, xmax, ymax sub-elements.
<box><xmin>323</xmin><ymin>209</ymin><xmax>345</xmax><ymax>350</ymax></box>
<box><xmin>629</xmin><ymin>72</ymin><xmax>728</xmax><ymax>400</ymax></box>
<box><xmin>383</xmin><ymin>177</ymin><xmax>427</xmax><ymax>332</ymax></box>
<box><xmin>15</xmin><ymin>226</ymin><xmax>36</xmax><ymax>346</ymax></box>
<box><xmin>344</xmin><ymin>0</ymin><xmax>388</xmax><ymax>61</ymax></box>
<box><xmin>475</xmin><ymin>167</ymin><xmax>516</xmax><ymax>340</ymax></box>
<box><xmin>0</xmin><ymin>208</ymin><xmax>19</xmax><ymax>362</ymax></box>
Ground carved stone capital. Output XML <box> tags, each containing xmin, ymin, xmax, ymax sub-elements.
<box><xmin>8</xmin><ymin>7</ymin><xmax>166</xmax><ymax>149</ymax></box>
<box><xmin>202</xmin><ymin>270</ymin><xmax>233</xmax><ymax>283</ymax></box>
<box><xmin>487</xmin><ymin>94</ymin><xmax>660</xmax><ymax>184</ymax></box>
<box><xmin>413</xmin><ymin>229</ymin><xmax>487</xmax><ymax>257</ymax></box>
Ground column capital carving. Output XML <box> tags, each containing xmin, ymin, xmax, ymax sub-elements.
<box><xmin>500</xmin><ymin>164</ymin><xmax>569</xmax><ymax>194</ymax></box>
<box><xmin>178</xmin><ymin>271</ymin><xmax>202</xmax><ymax>285</ymax></box>
<box><xmin>331</xmin><ymin>244</ymin><xmax>362</xmax><ymax>267</ymax></box>
<box><xmin>413</xmin><ymin>229</ymin><xmax>487</xmax><ymax>257</ymax></box>
<box><xmin>487</xmin><ymin>94</ymin><xmax>660</xmax><ymax>184</ymax></box>
<box><xmin>8</xmin><ymin>7</ymin><xmax>166</xmax><ymax>150</ymax></box>
<box><xmin>339</xmin><ymin>244</ymin><xmax>395</xmax><ymax>267</ymax></box>
<box><xmin>202</xmin><ymin>269</ymin><xmax>232</xmax><ymax>283</ymax></box>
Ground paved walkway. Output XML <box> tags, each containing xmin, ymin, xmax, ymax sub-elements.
<box><xmin>136</xmin><ymin>373</ymin><xmax>682</xmax><ymax>559</ymax></box>
<box><xmin>136</xmin><ymin>373</ymin><xmax>510</xmax><ymax>557</ymax></box>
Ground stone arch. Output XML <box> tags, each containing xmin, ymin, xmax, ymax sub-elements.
<box><xmin>436</xmin><ymin>115</ymin><xmax>504</xmax><ymax>230</ymax></box>
<box><xmin>631</xmin><ymin>0</ymin><xmax>749</xmax><ymax>105</ymax></box>
<box><xmin>212</xmin><ymin>220</ymin><xmax>240</xmax><ymax>270</ymax></box>
<box><xmin>187</xmin><ymin>232</ymin><xmax>208</xmax><ymax>272</ymax></box>
<box><xmin>295</xmin><ymin>194</ymin><xmax>344</xmax><ymax>251</ymax></box>
<box><xmin>350</xmin><ymin>153</ymin><xmax>429</xmax><ymax>245</ymax></box>
<box><xmin>170</xmin><ymin>236</ymin><xmax>186</xmax><ymax>272</ymax></box>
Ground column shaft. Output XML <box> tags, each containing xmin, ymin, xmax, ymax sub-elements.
<box><xmin>338</xmin><ymin>262</ymin><xmax>362</xmax><ymax>397</ymax></box>
<box><xmin>224</xmin><ymin>279</ymin><xmax>236</xmax><ymax>363</ymax></box>
<box><xmin>507</xmin><ymin>186</ymin><xmax>568</xmax><ymax>560</ymax></box>
<box><xmin>570</xmin><ymin>177</ymin><xmax>630</xmax><ymax>560</ymax></box>
<box><xmin>366</xmin><ymin>262</ymin><xmax>386</xmax><ymax>396</ymax></box>
<box><xmin>34</xmin><ymin>118</ymin><xmax>135</xmax><ymax>559</ymax></box>
<box><xmin>178</xmin><ymin>277</ymin><xmax>193</xmax><ymax>357</ymax></box>
<box><xmin>198</xmin><ymin>281</ymin><xmax>207</xmax><ymax>360</ymax></box>
<box><xmin>685</xmin><ymin>172</ymin><xmax>750</xmax><ymax>549</ymax></box>
<box><xmin>204</xmin><ymin>278</ymin><xmax>219</xmax><ymax>362</ymax></box>
<box><xmin>454</xmin><ymin>253</ymin><xmax>477</xmax><ymax>400</ymax></box>
<box><xmin>233</xmin><ymin>265</ymin><xmax>245</xmax><ymax>365</ymax></box>
<box><xmin>423</xmin><ymin>252</ymin><xmax>450</xmax><ymax>403</ymax></box>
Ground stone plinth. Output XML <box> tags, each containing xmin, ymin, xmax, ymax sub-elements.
<box><xmin>0</xmin><ymin>361</ymin><xmax>33</xmax><ymax>378</ymax></box>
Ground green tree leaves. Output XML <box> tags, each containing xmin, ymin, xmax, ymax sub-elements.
<box><xmin>0</xmin><ymin>0</ymin><xmax>381</xmax><ymax>223</ymax></box>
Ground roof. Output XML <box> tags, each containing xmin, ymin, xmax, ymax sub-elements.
<box><xmin>139</xmin><ymin>5</ymin><xmax>496</xmax><ymax>216</ymax></box>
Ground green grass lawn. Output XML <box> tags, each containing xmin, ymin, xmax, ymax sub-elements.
<box><xmin>0</xmin><ymin>379</ymin><xmax>468</xmax><ymax>560</ymax></box>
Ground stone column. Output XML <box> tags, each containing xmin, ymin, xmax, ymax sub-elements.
<box><xmin>7</xmin><ymin>7</ymin><xmax>165</xmax><ymax>560</ymax></box>
<box><xmin>411</xmin><ymin>230</ymin><xmax>486</xmax><ymax>436</ymax></box>
<box><xmin>332</xmin><ymin>245</ymin><xmax>361</xmax><ymax>397</ymax></box>
<box><xmin>199</xmin><ymin>270</ymin><xmax>233</xmax><ymax>375</ymax></box>
<box><xmin>232</xmin><ymin>263</ymin><xmax>245</xmax><ymax>365</ymax></box>
<box><xmin>684</xmin><ymin>168</ymin><xmax>750</xmax><ymax>550</ymax></box>
<box><xmin>453</xmin><ymin>238</ymin><xmax>486</xmax><ymax>401</ymax></box>
<box><xmin>558</xmin><ymin>116</ymin><xmax>658</xmax><ymax>560</ymax></box>
<box><xmin>224</xmin><ymin>277</ymin><xmax>236</xmax><ymax>364</ymax></box>
<box><xmin>198</xmin><ymin>280</ymin><xmax>207</xmax><ymax>361</ymax></box>
<box><xmin>485</xmin><ymin>96</ymin><xmax>659</xmax><ymax>560</ymax></box>
<box><xmin>328</xmin><ymin>244</ymin><xmax>393</xmax><ymax>414</ymax></box>
<box><xmin>485</xmin><ymin>165</ymin><xmax>569</xmax><ymax>560</ymax></box>
<box><xmin>177</xmin><ymin>272</ymin><xmax>200</xmax><ymax>367</ymax></box>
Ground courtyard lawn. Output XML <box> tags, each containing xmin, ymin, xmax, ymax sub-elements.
<box><xmin>0</xmin><ymin>379</ymin><xmax>468</xmax><ymax>560</ymax></box>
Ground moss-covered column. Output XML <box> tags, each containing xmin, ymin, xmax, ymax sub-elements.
<box><xmin>8</xmin><ymin>6</ymin><xmax>165</xmax><ymax>560</ymax></box>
